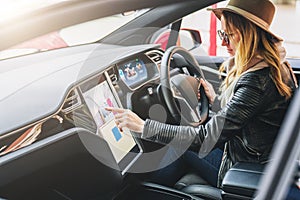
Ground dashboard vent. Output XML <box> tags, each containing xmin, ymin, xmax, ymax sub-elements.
<box><xmin>61</xmin><ymin>88</ymin><xmax>82</xmax><ymax>113</ymax></box>
<box><xmin>146</xmin><ymin>50</ymin><xmax>164</xmax><ymax>69</ymax></box>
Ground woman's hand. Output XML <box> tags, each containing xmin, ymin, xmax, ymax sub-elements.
<box><xmin>105</xmin><ymin>107</ymin><xmax>145</xmax><ymax>133</ymax></box>
<box><xmin>199</xmin><ymin>78</ymin><xmax>216</xmax><ymax>104</ymax></box>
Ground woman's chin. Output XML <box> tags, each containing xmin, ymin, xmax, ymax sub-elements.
<box><xmin>227</xmin><ymin>49</ymin><xmax>234</xmax><ymax>56</ymax></box>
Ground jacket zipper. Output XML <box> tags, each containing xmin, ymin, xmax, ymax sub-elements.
<box><xmin>235</xmin><ymin>135</ymin><xmax>262</xmax><ymax>159</ymax></box>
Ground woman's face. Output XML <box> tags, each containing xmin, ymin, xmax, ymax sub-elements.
<box><xmin>220</xmin><ymin>16</ymin><xmax>239</xmax><ymax>56</ymax></box>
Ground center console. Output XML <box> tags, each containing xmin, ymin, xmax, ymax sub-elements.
<box><xmin>170</xmin><ymin>162</ymin><xmax>265</xmax><ymax>200</ymax></box>
<box><xmin>221</xmin><ymin>162</ymin><xmax>265</xmax><ymax>200</ymax></box>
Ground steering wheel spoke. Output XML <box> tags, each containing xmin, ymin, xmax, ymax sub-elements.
<box><xmin>172</xmin><ymin>95</ymin><xmax>201</xmax><ymax>123</ymax></box>
<box><xmin>160</xmin><ymin>46</ymin><xmax>209</xmax><ymax>126</ymax></box>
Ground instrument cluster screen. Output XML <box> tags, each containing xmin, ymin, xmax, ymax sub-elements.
<box><xmin>118</xmin><ymin>58</ymin><xmax>148</xmax><ymax>88</ymax></box>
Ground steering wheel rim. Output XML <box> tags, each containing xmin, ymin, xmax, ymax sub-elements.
<box><xmin>160</xmin><ymin>46</ymin><xmax>209</xmax><ymax>126</ymax></box>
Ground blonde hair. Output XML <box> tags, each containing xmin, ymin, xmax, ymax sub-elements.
<box><xmin>221</xmin><ymin>11</ymin><xmax>292</xmax><ymax>98</ymax></box>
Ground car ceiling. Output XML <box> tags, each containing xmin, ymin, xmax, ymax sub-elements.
<box><xmin>0</xmin><ymin>0</ymin><xmax>224</xmax><ymax>50</ymax></box>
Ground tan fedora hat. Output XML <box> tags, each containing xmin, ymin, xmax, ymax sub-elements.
<box><xmin>209</xmin><ymin>0</ymin><xmax>282</xmax><ymax>41</ymax></box>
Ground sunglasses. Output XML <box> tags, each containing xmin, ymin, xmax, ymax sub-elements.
<box><xmin>217</xmin><ymin>30</ymin><xmax>235</xmax><ymax>45</ymax></box>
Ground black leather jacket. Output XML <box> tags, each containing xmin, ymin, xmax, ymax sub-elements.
<box><xmin>142</xmin><ymin>66</ymin><xmax>297</xmax><ymax>187</ymax></box>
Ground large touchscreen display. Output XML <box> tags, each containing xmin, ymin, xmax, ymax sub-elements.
<box><xmin>83</xmin><ymin>79</ymin><xmax>137</xmax><ymax>163</ymax></box>
<box><xmin>118</xmin><ymin>58</ymin><xmax>148</xmax><ymax>88</ymax></box>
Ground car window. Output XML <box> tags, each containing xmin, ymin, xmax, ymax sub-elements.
<box><xmin>151</xmin><ymin>1</ymin><xmax>300</xmax><ymax>59</ymax></box>
<box><xmin>181</xmin><ymin>8</ymin><xmax>213</xmax><ymax>56</ymax></box>
<box><xmin>150</xmin><ymin>5</ymin><xmax>223</xmax><ymax>56</ymax></box>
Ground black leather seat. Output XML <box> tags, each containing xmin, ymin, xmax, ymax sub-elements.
<box><xmin>181</xmin><ymin>184</ymin><xmax>222</xmax><ymax>200</ymax></box>
<box><xmin>174</xmin><ymin>172</ymin><xmax>208</xmax><ymax>190</ymax></box>
<box><xmin>174</xmin><ymin>172</ymin><xmax>222</xmax><ymax>200</ymax></box>
<box><xmin>173</xmin><ymin>162</ymin><xmax>265</xmax><ymax>200</ymax></box>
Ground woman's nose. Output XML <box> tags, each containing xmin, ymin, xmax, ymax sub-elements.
<box><xmin>221</xmin><ymin>38</ymin><xmax>227</xmax><ymax>46</ymax></box>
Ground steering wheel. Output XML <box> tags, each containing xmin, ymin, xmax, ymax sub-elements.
<box><xmin>160</xmin><ymin>46</ymin><xmax>209</xmax><ymax>126</ymax></box>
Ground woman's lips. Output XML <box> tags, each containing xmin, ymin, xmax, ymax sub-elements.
<box><xmin>227</xmin><ymin>48</ymin><xmax>233</xmax><ymax>55</ymax></box>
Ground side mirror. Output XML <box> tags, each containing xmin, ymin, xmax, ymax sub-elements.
<box><xmin>153</xmin><ymin>28</ymin><xmax>202</xmax><ymax>51</ymax></box>
<box><xmin>178</xmin><ymin>28</ymin><xmax>202</xmax><ymax>51</ymax></box>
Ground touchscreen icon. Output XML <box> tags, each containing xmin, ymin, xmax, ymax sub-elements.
<box><xmin>118</xmin><ymin>69</ymin><xmax>125</xmax><ymax>79</ymax></box>
<box><xmin>112</xmin><ymin>126</ymin><xmax>122</xmax><ymax>142</ymax></box>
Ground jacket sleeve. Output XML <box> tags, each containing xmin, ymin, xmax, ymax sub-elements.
<box><xmin>211</xmin><ymin>95</ymin><xmax>221</xmax><ymax>112</ymax></box>
<box><xmin>141</xmin><ymin>70</ymin><xmax>269</xmax><ymax>152</ymax></box>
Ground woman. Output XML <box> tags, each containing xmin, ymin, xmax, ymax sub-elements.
<box><xmin>107</xmin><ymin>0</ymin><xmax>297</xmax><ymax>187</ymax></box>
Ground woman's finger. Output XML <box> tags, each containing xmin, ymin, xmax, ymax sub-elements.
<box><xmin>105</xmin><ymin>107</ymin><xmax>126</xmax><ymax>113</ymax></box>
<box><xmin>199</xmin><ymin>78</ymin><xmax>216</xmax><ymax>104</ymax></box>
<box><xmin>106</xmin><ymin>107</ymin><xmax>144</xmax><ymax>133</ymax></box>
<box><xmin>200</xmin><ymin>79</ymin><xmax>209</xmax><ymax>91</ymax></box>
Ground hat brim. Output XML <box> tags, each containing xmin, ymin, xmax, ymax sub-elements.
<box><xmin>207</xmin><ymin>7</ymin><xmax>283</xmax><ymax>41</ymax></box>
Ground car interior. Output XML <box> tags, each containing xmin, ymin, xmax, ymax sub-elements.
<box><xmin>0</xmin><ymin>0</ymin><xmax>299</xmax><ymax>199</ymax></box>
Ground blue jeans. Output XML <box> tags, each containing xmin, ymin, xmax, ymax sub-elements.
<box><xmin>182</xmin><ymin>148</ymin><xmax>223</xmax><ymax>187</ymax></box>
<box><xmin>285</xmin><ymin>184</ymin><xmax>300</xmax><ymax>200</ymax></box>
<box><xmin>149</xmin><ymin>147</ymin><xmax>223</xmax><ymax>187</ymax></box>
<box><xmin>148</xmin><ymin>147</ymin><xmax>188</xmax><ymax>187</ymax></box>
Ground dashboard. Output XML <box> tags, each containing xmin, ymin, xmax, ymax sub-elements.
<box><xmin>0</xmin><ymin>43</ymin><xmax>164</xmax><ymax>188</ymax></box>
<box><xmin>0</xmin><ymin>43</ymin><xmax>163</xmax><ymax>136</ymax></box>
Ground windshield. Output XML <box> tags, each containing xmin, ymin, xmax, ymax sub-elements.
<box><xmin>0</xmin><ymin>0</ymin><xmax>63</xmax><ymax>23</ymax></box>
<box><xmin>0</xmin><ymin>7</ymin><xmax>148</xmax><ymax>60</ymax></box>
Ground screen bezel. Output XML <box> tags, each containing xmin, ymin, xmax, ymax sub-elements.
<box><xmin>80</xmin><ymin>70</ymin><xmax>143</xmax><ymax>175</ymax></box>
